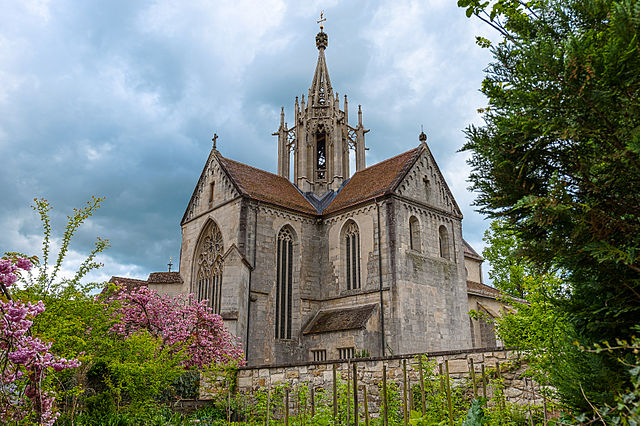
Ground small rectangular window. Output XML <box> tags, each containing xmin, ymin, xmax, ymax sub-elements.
<box><xmin>311</xmin><ymin>349</ymin><xmax>327</xmax><ymax>362</ymax></box>
<box><xmin>208</xmin><ymin>182</ymin><xmax>215</xmax><ymax>205</ymax></box>
<box><xmin>338</xmin><ymin>347</ymin><xmax>355</xmax><ymax>359</ymax></box>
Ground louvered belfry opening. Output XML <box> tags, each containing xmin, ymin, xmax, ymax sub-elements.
<box><xmin>195</xmin><ymin>221</ymin><xmax>224</xmax><ymax>314</ymax></box>
<box><xmin>275</xmin><ymin>227</ymin><xmax>294</xmax><ymax>339</ymax></box>
<box><xmin>316</xmin><ymin>132</ymin><xmax>327</xmax><ymax>180</ymax></box>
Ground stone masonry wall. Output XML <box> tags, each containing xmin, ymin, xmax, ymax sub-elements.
<box><xmin>202</xmin><ymin>348</ymin><xmax>547</xmax><ymax>418</ymax></box>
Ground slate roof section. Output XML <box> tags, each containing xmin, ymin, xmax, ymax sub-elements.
<box><xmin>323</xmin><ymin>147</ymin><xmax>422</xmax><ymax>214</ymax></box>
<box><xmin>218</xmin><ymin>155</ymin><xmax>318</xmax><ymax>215</ymax></box>
<box><xmin>147</xmin><ymin>272</ymin><xmax>183</xmax><ymax>284</ymax></box>
<box><xmin>303</xmin><ymin>304</ymin><xmax>377</xmax><ymax>335</ymax></box>
<box><xmin>463</xmin><ymin>239</ymin><xmax>483</xmax><ymax>260</ymax></box>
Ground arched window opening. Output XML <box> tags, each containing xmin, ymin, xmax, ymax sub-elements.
<box><xmin>409</xmin><ymin>216</ymin><xmax>421</xmax><ymax>252</ymax></box>
<box><xmin>344</xmin><ymin>221</ymin><xmax>361</xmax><ymax>290</ymax></box>
<box><xmin>316</xmin><ymin>132</ymin><xmax>327</xmax><ymax>180</ymax></box>
<box><xmin>276</xmin><ymin>227</ymin><xmax>294</xmax><ymax>339</ymax></box>
<box><xmin>439</xmin><ymin>225</ymin><xmax>450</xmax><ymax>259</ymax></box>
<box><xmin>194</xmin><ymin>221</ymin><xmax>224</xmax><ymax>314</ymax></box>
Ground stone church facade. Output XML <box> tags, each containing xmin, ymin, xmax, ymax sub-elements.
<box><xmin>112</xmin><ymin>28</ymin><xmax>505</xmax><ymax>366</ymax></box>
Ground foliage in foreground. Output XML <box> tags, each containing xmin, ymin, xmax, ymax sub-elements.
<box><xmin>458</xmin><ymin>0</ymin><xmax>640</xmax><ymax>412</ymax></box>
<box><xmin>1</xmin><ymin>198</ymin><xmax>244</xmax><ymax>422</ymax></box>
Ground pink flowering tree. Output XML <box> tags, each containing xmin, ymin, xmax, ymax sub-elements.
<box><xmin>0</xmin><ymin>257</ymin><xmax>80</xmax><ymax>426</ymax></box>
<box><xmin>105</xmin><ymin>284</ymin><xmax>244</xmax><ymax>368</ymax></box>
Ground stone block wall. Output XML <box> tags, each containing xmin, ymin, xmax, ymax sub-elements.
<box><xmin>202</xmin><ymin>348</ymin><xmax>547</xmax><ymax>417</ymax></box>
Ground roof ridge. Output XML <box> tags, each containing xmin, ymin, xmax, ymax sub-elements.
<box><xmin>220</xmin><ymin>155</ymin><xmax>291</xmax><ymax>182</ymax></box>
<box><xmin>358</xmin><ymin>146</ymin><xmax>421</xmax><ymax>174</ymax></box>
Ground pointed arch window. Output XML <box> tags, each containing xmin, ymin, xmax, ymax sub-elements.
<box><xmin>439</xmin><ymin>225</ymin><xmax>450</xmax><ymax>259</ymax></box>
<box><xmin>409</xmin><ymin>216</ymin><xmax>421</xmax><ymax>252</ymax></box>
<box><xmin>276</xmin><ymin>227</ymin><xmax>294</xmax><ymax>339</ymax></box>
<box><xmin>194</xmin><ymin>221</ymin><xmax>224</xmax><ymax>313</ymax></box>
<box><xmin>344</xmin><ymin>221</ymin><xmax>361</xmax><ymax>290</ymax></box>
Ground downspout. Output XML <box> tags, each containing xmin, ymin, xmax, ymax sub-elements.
<box><xmin>245</xmin><ymin>201</ymin><xmax>259</xmax><ymax>362</ymax></box>
<box><xmin>375</xmin><ymin>198</ymin><xmax>386</xmax><ymax>357</ymax></box>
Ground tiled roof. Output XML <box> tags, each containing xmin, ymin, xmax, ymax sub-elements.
<box><xmin>218</xmin><ymin>155</ymin><xmax>317</xmax><ymax>215</ymax></box>
<box><xmin>147</xmin><ymin>271</ymin><xmax>183</xmax><ymax>284</ymax></box>
<box><xmin>467</xmin><ymin>280</ymin><xmax>500</xmax><ymax>299</ymax></box>
<box><xmin>467</xmin><ymin>280</ymin><xmax>528</xmax><ymax>304</ymax></box>
<box><xmin>323</xmin><ymin>147</ymin><xmax>422</xmax><ymax>214</ymax></box>
<box><xmin>463</xmin><ymin>239</ymin><xmax>483</xmax><ymax>260</ymax></box>
<box><xmin>108</xmin><ymin>276</ymin><xmax>148</xmax><ymax>290</ymax></box>
<box><xmin>303</xmin><ymin>304</ymin><xmax>377</xmax><ymax>335</ymax></box>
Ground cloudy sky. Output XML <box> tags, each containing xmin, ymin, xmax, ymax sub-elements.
<box><xmin>1</xmin><ymin>0</ymin><xmax>496</xmax><ymax>283</ymax></box>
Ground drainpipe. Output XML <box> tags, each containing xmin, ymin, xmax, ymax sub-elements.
<box><xmin>375</xmin><ymin>198</ymin><xmax>386</xmax><ymax>357</ymax></box>
<box><xmin>245</xmin><ymin>201</ymin><xmax>259</xmax><ymax>362</ymax></box>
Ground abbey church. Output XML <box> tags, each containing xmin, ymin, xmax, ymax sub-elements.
<box><xmin>112</xmin><ymin>27</ymin><xmax>504</xmax><ymax>366</ymax></box>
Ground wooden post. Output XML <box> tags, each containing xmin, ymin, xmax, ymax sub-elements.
<box><xmin>542</xmin><ymin>385</ymin><xmax>548</xmax><ymax>426</ymax></box>
<box><xmin>445</xmin><ymin>360</ymin><xmax>453</xmax><ymax>426</ymax></box>
<box><xmin>438</xmin><ymin>362</ymin><xmax>445</xmax><ymax>416</ymax></box>
<box><xmin>227</xmin><ymin>385</ymin><xmax>231</xmax><ymax>425</ymax></box>
<box><xmin>266</xmin><ymin>386</ymin><xmax>271</xmax><ymax>426</ymax></box>
<box><xmin>419</xmin><ymin>356</ymin><xmax>426</xmax><ymax>415</ymax></box>
<box><xmin>383</xmin><ymin>364</ymin><xmax>389</xmax><ymax>426</ymax></box>
<box><xmin>363</xmin><ymin>385</ymin><xmax>370</xmax><ymax>426</ymax></box>
<box><xmin>353</xmin><ymin>362</ymin><xmax>359</xmax><ymax>426</ymax></box>
<box><xmin>481</xmin><ymin>364</ymin><xmax>487</xmax><ymax>398</ymax></box>
<box><xmin>409</xmin><ymin>387</ymin><xmax>414</xmax><ymax>414</ymax></box>
<box><xmin>333</xmin><ymin>364</ymin><xmax>338</xmax><ymax>422</ymax></box>
<box><xmin>311</xmin><ymin>387</ymin><xmax>315</xmax><ymax>419</ymax></box>
<box><xmin>497</xmin><ymin>361</ymin><xmax>505</xmax><ymax>412</ymax></box>
<box><xmin>347</xmin><ymin>362</ymin><xmax>351</xmax><ymax>426</ymax></box>
<box><xmin>527</xmin><ymin>378</ymin><xmax>534</xmax><ymax>426</ymax></box>
<box><xmin>285</xmin><ymin>388</ymin><xmax>289</xmax><ymax>426</ymax></box>
<box><xmin>403</xmin><ymin>359</ymin><xmax>408</xmax><ymax>426</ymax></box>
<box><xmin>469</xmin><ymin>358</ymin><xmax>477</xmax><ymax>397</ymax></box>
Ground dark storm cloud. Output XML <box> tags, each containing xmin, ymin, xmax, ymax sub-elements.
<box><xmin>0</xmin><ymin>0</ymin><xmax>495</xmax><ymax>282</ymax></box>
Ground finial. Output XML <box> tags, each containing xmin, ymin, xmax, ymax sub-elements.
<box><xmin>419</xmin><ymin>126</ymin><xmax>427</xmax><ymax>143</ymax></box>
<box><xmin>317</xmin><ymin>10</ymin><xmax>326</xmax><ymax>32</ymax></box>
<box><xmin>168</xmin><ymin>256</ymin><xmax>173</xmax><ymax>272</ymax></box>
<box><xmin>315</xmin><ymin>11</ymin><xmax>328</xmax><ymax>50</ymax></box>
<box><xmin>212</xmin><ymin>133</ymin><xmax>218</xmax><ymax>149</ymax></box>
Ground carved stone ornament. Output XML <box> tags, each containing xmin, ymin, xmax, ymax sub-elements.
<box><xmin>196</xmin><ymin>222</ymin><xmax>224</xmax><ymax>280</ymax></box>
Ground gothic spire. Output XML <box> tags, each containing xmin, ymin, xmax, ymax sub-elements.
<box><xmin>309</xmin><ymin>26</ymin><xmax>332</xmax><ymax>107</ymax></box>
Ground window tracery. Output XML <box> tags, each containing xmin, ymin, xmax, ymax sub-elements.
<box><xmin>194</xmin><ymin>221</ymin><xmax>224</xmax><ymax>314</ymax></box>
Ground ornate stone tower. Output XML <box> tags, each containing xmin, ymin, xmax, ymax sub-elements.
<box><xmin>275</xmin><ymin>25</ymin><xmax>369</xmax><ymax>195</ymax></box>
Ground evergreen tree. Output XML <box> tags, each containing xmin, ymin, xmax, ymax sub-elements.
<box><xmin>459</xmin><ymin>0</ymin><xmax>640</xmax><ymax>410</ymax></box>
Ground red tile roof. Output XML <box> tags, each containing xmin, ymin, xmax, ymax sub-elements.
<box><xmin>147</xmin><ymin>271</ymin><xmax>183</xmax><ymax>284</ymax></box>
<box><xmin>108</xmin><ymin>276</ymin><xmax>148</xmax><ymax>290</ymax></box>
<box><xmin>323</xmin><ymin>147</ymin><xmax>422</xmax><ymax>214</ymax></box>
<box><xmin>218</xmin><ymin>155</ymin><xmax>317</xmax><ymax>215</ymax></box>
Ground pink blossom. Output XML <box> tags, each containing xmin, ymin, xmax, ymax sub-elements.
<box><xmin>16</xmin><ymin>257</ymin><xmax>32</xmax><ymax>271</ymax></box>
<box><xmin>0</xmin><ymin>257</ymin><xmax>79</xmax><ymax>426</ymax></box>
<box><xmin>105</xmin><ymin>285</ymin><xmax>245</xmax><ymax>368</ymax></box>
